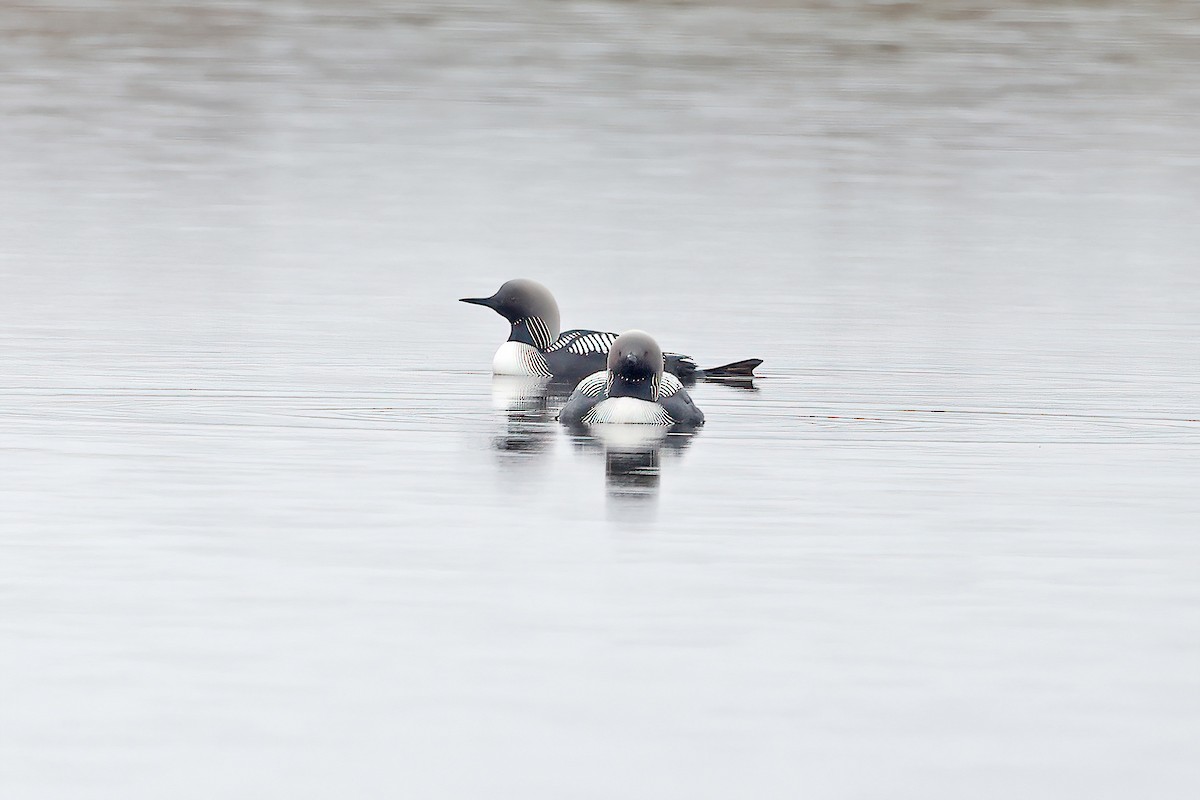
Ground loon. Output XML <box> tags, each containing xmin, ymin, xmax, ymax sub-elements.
<box><xmin>460</xmin><ymin>278</ymin><xmax>761</xmax><ymax>384</ymax></box>
<box><xmin>558</xmin><ymin>330</ymin><xmax>705</xmax><ymax>427</ymax></box>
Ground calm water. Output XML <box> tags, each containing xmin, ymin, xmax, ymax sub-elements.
<box><xmin>2</xmin><ymin>2</ymin><xmax>1199</xmax><ymax>797</ymax></box>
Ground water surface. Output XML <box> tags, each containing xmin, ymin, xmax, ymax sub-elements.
<box><xmin>2</xmin><ymin>2</ymin><xmax>1199</xmax><ymax>798</ymax></box>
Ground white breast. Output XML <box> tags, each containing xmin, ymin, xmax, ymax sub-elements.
<box><xmin>584</xmin><ymin>397</ymin><xmax>673</xmax><ymax>425</ymax></box>
<box><xmin>492</xmin><ymin>342</ymin><xmax>551</xmax><ymax>377</ymax></box>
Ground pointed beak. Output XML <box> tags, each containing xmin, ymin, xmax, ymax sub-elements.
<box><xmin>459</xmin><ymin>296</ymin><xmax>495</xmax><ymax>308</ymax></box>
<box><xmin>614</xmin><ymin>353</ymin><xmax>640</xmax><ymax>376</ymax></box>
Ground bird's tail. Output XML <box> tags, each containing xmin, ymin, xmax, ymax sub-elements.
<box><xmin>699</xmin><ymin>358</ymin><xmax>763</xmax><ymax>378</ymax></box>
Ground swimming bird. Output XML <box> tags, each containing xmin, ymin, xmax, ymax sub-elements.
<box><xmin>558</xmin><ymin>330</ymin><xmax>705</xmax><ymax>427</ymax></box>
<box><xmin>460</xmin><ymin>278</ymin><xmax>761</xmax><ymax>384</ymax></box>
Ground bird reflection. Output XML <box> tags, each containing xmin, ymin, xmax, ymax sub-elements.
<box><xmin>490</xmin><ymin>376</ymin><xmax>555</xmax><ymax>455</ymax></box>
<box><xmin>699</xmin><ymin>375</ymin><xmax>758</xmax><ymax>392</ymax></box>
<box><xmin>488</xmin><ymin>376</ymin><xmax>583</xmax><ymax>455</ymax></box>
<box><xmin>606</xmin><ymin>448</ymin><xmax>660</xmax><ymax>496</ymax></box>
<box><xmin>566</xmin><ymin>423</ymin><xmax>698</xmax><ymax>505</ymax></box>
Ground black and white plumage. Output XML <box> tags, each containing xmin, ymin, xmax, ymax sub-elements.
<box><xmin>558</xmin><ymin>330</ymin><xmax>705</xmax><ymax>428</ymax></box>
<box><xmin>460</xmin><ymin>278</ymin><xmax>761</xmax><ymax>384</ymax></box>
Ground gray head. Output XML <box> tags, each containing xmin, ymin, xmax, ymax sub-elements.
<box><xmin>459</xmin><ymin>278</ymin><xmax>561</xmax><ymax>349</ymax></box>
<box><xmin>606</xmin><ymin>329</ymin><xmax>664</xmax><ymax>401</ymax></box>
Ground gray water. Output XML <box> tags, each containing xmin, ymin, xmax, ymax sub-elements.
<box><xmin>2</xmin><ymin>2</ymin><xmax>1199</xmax><ymax>797</ymax></box>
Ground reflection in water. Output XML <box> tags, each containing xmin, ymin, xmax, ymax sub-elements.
<box><xmin>490</xmin><ymin>376</ymin><xmax>555</xmax><ymax>455</ymax></box>
<box><xmin>606</xmin><ymin>449</ymin><xmax>660</xmax><ymax>497</ymax></box>
<box><xmin>595</xmin><ymin>424</ymin><xmax>671</xmax><ymax>502</ymax></box>
<box><xmin>569</xmin><ymin>423</ymin><xmax>698</xmax><ymax>507</ymax></box>
<box><xmin>702</xmin><ymin>376</ymin><xmax>759</xmax><ymax>393</ymax></box>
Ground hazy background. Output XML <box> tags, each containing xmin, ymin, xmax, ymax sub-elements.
<box><xmin>1</xmin><ymin>2</ymin><xmax>1198</xmax><ymax>798</ymax></box>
